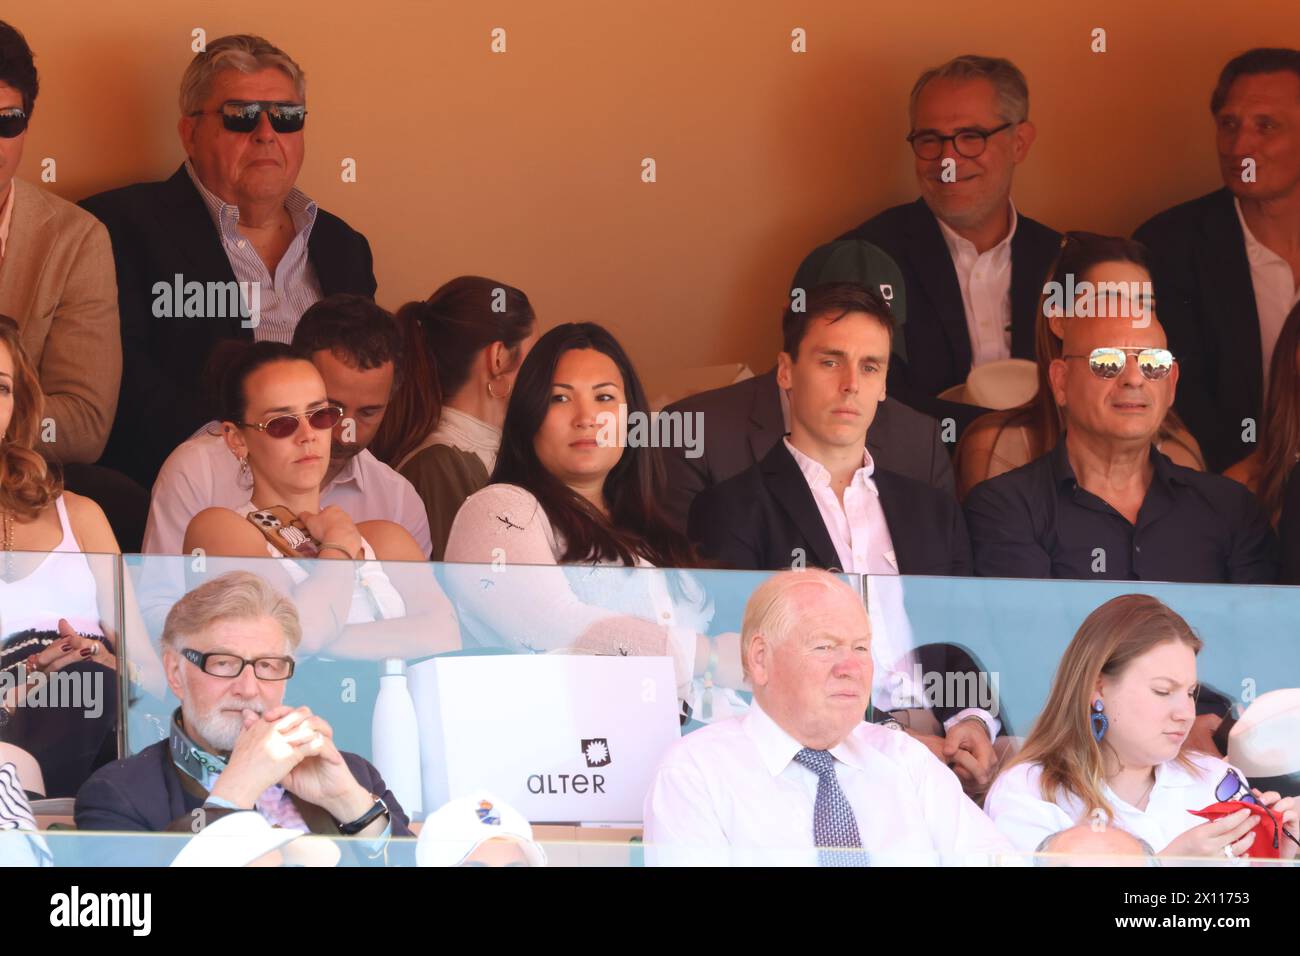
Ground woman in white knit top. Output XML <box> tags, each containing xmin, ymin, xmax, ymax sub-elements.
<box><xmin>445</xmin><ymin>323</ymin><xmax>743</xmax><ymax>708</ymax></box>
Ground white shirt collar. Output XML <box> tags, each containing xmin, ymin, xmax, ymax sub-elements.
<box><xmin>1233</xmin><ymin>196</ymin><xmax>1287</xmax><ymax>266</ymax></box>
<box><xmin>323</xmin><ymin>451</ymin><xmax>367</xmax><ymax>492</ymax></box>
<box><xmin>936</xmin><ymin>199</ymin><xmax>1019</xmax><ymax>260</ymax></box>
<box><xmin>783</xmin><ymin>437</ymin><xmax>875</xmax><ymax>489</ymax></box>
<box><xmin>184</xmin><ymin>158</ymin><xmax>318</xmax><ymax>237</ymax></box>
<box><xmin>744</xmin><ymin>699</ymin><xmax>869</xmax><ymax>777</ymax></box>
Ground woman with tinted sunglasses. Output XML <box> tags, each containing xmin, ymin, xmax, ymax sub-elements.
<box><xmin>954</xmin><ymin>233</ymin><xmax>1204</xmax><ymax>500</ymax></box>
<box><xmin>183</xmin><ymin>342</ymin><xmax>459</xmax><ymax>660</ymax></box>
<box><xmin>986</xmin><ymin>595</ymin><xmax>1299</xmax><ymax>860</ymax></box>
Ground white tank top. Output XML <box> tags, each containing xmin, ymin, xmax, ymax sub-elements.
<box><xmin>0</xmin><ymin>496</ymin><xmax>105</xmax><ymax>639</ymax></box>
<box><xmin>234</xmin><ymin>503</ymin><xmax>407</xmax><ymax>624</ymax></box>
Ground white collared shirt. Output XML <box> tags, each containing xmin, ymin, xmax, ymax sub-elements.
<box><xmin>936</xmin><ymin>201</ymin><xmax>1018</xmax><ymax>369</ymax></box>
<box><xmin>1234</xmin><ymin>198</ymin><xmax>1300</xmax><ymax>393</ymax></box>
<box><xmin>782</xmin><ymin>437</ymin><xmax>999</xmax><ymax>738</ymax></box>
<box><xmin>0</xmin><ymin>178</ymin><xmax>14</xmax><ymax>263</ymax></box>
<box><xmin>643</xmin><ymin>700</ymin><xmax>1011</xmax><ymax>865</ymax></box>
<box><xmin>142</xmin><ymin>426</ymin><xmax>432</xmax><ymax>556</ymax></box>
<box><xmin>985</xmin><ymin>753</ymin><xmax>1242</xmax><ymax>854</ymax></box>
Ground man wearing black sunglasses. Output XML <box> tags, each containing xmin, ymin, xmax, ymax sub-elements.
<box><xmin>80</xmin><ymin>34</ymin><xmax>377</xmax><ymax>492</ymax></box>
<box><xmin>965</xmin><ymin>309</ymin><xmax>1278</xmax><ymax>584</ymax></box>
<box><xmin>0</xmin><ymin>20</ymin><xmax>121</xmax><ymax>470</ymax></box>
<box><xmin>835</xmin><ymin>54</ymin><xmax>1060</xmax><ymax>436</ymax></box>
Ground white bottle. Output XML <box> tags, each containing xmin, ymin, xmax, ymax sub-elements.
<box><xmin>371</xmin><ymin>658</ymin><xmax>423</xmax><ymax>817</ymax></box>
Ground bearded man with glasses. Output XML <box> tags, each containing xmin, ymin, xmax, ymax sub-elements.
<box><xmin>81</xmin><ymin>34</ymin><xmax>378</xmax><ymax>492</ymax></box>
<box><xmin>836</xmin><ymin>55</ymin><xmax>1060</xmax><ymax>433</ymax></box>
<box><xmin>964</xmin><ymin>305</ymin><xmax>1278</xmax><ymax>583</ymax></box>
<box><xmin>75</xmin><ymin>570</ymin><xmax>411</xmax><ymax>845</ymax></box>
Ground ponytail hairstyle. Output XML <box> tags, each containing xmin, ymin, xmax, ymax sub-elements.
<box><xmin>375</xmin><ymin>276</ymin><xmax>536</xmax><ymax>466</ymax></box>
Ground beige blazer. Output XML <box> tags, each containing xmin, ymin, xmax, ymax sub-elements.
<box><xmin>0</xmin><ymin>177</ymin><xmax>120</xmax><ymax>464</ymax></box>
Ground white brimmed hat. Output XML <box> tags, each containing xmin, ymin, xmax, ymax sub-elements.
<box><xmin>937</xmin><ymin>358</ymin><xmax>1039</xmax><ymax>410</ymax></box>
<box><xmin>416</xmin><ymin>792</ymin><xmax>547</xmax><ymax>867</ymax></box>
<box><xmin>1228</xmin><ymin>689</ymin><xmax>1300</xmax><ymax>797</ymax></box>
<box><xmin>170</xmin><ymin>811</ymin><xmax>304</xmax><ymax>867</ymax></box>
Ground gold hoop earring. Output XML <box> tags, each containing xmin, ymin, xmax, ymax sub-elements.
<box><xmin>487</xmin><ymin>380</ymin><xmax>504</xmax><ymax>400</ymax></box>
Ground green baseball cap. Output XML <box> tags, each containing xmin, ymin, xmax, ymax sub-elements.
<box><xmin>790</xmin><ymin>240</ymin><xmax>908</xmax><ymax>361</ymax></box>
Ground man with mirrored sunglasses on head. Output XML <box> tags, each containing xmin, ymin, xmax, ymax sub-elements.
<box><xmin>964</xmin><ymin>301</ymin><xmax>1278</xmax><ymax>583</ymax></box>
<box><xmin>0</xmin><ymin>20</ymin><xmax>121</xmax><ymax>468</ymax></box>
<box><xmin>80</xmin><ymin>34</ymin><xmax>377</xmax><ymax>491</ymax></box>
<box><xmin>75</xmin><ymin>571</ymin><xmax>410</xmax><ymax>857</ymax></box>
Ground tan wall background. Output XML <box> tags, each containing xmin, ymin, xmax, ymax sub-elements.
<box><xmin>12</xmin><ymin>0</ymin><xmax>1300</xmax><ymax>382</ymax></box>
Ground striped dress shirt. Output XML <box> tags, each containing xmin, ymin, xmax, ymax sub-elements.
<box><xmin>184</xmin><ymin>160</ymin><xmax>323</xmax><ymax>343</ymax></box>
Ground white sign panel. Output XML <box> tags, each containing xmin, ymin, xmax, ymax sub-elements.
<box><xmin>407</xmin><ymin>655</ymin><xmax>680</xmax><ymax>823</ymax></box>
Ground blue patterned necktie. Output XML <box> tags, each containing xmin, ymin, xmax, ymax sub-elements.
<box><xmin>793</xmin><ymin>747</ymin><xmax>868</xmax><ymax>867</ymax></box>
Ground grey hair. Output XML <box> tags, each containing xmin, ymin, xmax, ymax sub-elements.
<box><xmin>908</xmin><ymin>54</ymin><xmax>1029</xmax><ymax>127</ymax></box>
<box><xmin>161</xmin><ymin>570</ymin><xmax>302</xmax><ymax>652</ymax></box>
<box><xmin>740</xmin><ymin>569</ymin><xmax>864</xmax><ymax>680</ymax></box>
<box><xmin>179</xmin><ymin>34</ymin><xmax>306</xmax><ymax>115</ymax></box>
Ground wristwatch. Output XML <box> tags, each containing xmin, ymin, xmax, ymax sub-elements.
<box><xmin>337</xmin><ymin>793</ymin><xmax>391</xmax><ymax>835</ymax></box>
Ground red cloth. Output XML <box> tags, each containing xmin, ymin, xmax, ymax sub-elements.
<box><xmin>1188</xmin><ymin>801</ymin><xmax>1282</xmax><ymax>859</ymax></box>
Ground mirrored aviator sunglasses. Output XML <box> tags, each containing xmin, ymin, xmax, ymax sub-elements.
<box><xmin>0</xmin><ymin>109</ymin><xmax>29</xmax><ymax>139</ymax></box>
<box><xmin>240</xmin><ymin>405</ymin><xmax>343</xmax><ymax>439</ymax></box>
<box><xmin>1082</xmin><ymin>346</ymin><xmax>1173</xmax><ymax>381</ymax></box>
<box><xmin>218</xmin><ymin>100</ymin><xmax>307</xmax><ymax>134</ymax></box>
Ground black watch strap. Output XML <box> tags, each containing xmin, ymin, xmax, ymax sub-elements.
<box><xmin>337</xmin><ymin>794</ymin><xmax>390</xmax><ymax>835</ymax></box>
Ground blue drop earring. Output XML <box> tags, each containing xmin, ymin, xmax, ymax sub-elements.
<box><xmin>1090</xmin><ymin>699</ymin><xmax>1108</xmax><ymax>742</ymax></box>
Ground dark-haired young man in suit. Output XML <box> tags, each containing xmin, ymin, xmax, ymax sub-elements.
<box><xmin>688</xmin><ymin>283</ymin><xmax>1003</xmax><ymax>792</ymax></box>
<box><xmin>838</xmin><ymin>55</ymin><xmax>1059</xmax><ymax>427</ymax></box>
<box><xmin>80</xmin><ymin>34</ymin><xmax>376</xmax><ymax>489</ymax></box>
<box><xmin>1133</xmin><ymin>48</ymin><xmax>1300</xmax><ymax>472</ymax></box>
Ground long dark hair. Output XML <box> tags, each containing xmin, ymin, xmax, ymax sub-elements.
<box><xmin>1255</xmin><ymin>301</ymin><xmax>1300</xmax><ymax>521</ymax></box>
<box><xmin>492</xmin><ymin>322</ymin><xmax>698</xmax><ymax>568</ymax></box>
<box><xmin>377</xmin><ymin>276</ymin><xmax>536</xmax><ymax>466</ymax></box>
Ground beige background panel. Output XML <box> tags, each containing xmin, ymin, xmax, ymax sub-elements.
<box><xmin>12</xmin><ymin>1</ymin><xmax>1298</xmax><ymax>375</ymax></box>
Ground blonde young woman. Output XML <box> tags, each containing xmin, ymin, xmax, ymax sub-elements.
<box><xmin>985</xmin><ymin>594</ymin><xmax>1298</xmax><ymax>860</ymax></box>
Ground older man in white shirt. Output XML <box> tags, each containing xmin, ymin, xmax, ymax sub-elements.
<box><xmin>643</xmin><ymin>569</ymin><xmax>1011</xmax><ymax>866</ymax></box>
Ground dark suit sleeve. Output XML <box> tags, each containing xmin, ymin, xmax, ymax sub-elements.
<box><xmin>948</xmin><ymin>499</ymin><xmax>973</xmax><ymax>576</ymax></box>
<box><xmin>929</xmin><ymin>418</ymin><xmax>956</xmax><ymax>497</ymax></box>
<box><xmin>1225</xmin><ymin>485</ymin><xmax>1279</xmax><ymax>584</ymax></box>
<box><xmin>347</xmin><ymin>755</ymin><xmax>412</xmax><ymax>837</ymax></box>
<box><xmin>687</xmin><ymin>487</ymin><xmax>765</xmax><ymax>571</ymax></box>
<box><xmin>963</xmin><ymin>479</ymin><xmax>1051</xmax><ymax>579</ymax></box>
<box><xmin>1134</xmin><ymin>217</ymin><xmax>1233</xmax><ymax>471</ymax></box>
<box><xmin>1282</xmin><ymin>467</ymin><xmax>1300</xmax><ymax>585</ymax></box>
<box><xmin>74</xmin><ymin>762</ymin><xmax>158</xmax><ymax>832</ymax></box>
<box><xmin>661</xmin><ymin>405</ymin><xmax>710</xmax><ymax>536</ymax></box>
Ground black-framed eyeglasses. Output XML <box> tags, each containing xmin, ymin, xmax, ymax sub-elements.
<box><xmin>237</xmin><ymin>405</ymin><xmax>343</xmax><ymax>439</ymax></box>
<box><xmin>188</xmin><ymin>100</ymin><xmax>307</xmax><ymax>134</ymax></box>
<box><xmin>0</xmin><ymin>108</ymin><xmax>29</xmax><ymax>139</ymax></box>
<box><xmin>181</xmin><ymin>648</ymin><xmax>296</xmax><ymax>681</ymax></box>
<box><xmin>1062</xmin><ymin>347</ymin><xmax>1174</xmax><ymax>381</ymax></box>
<box><xmin>906</xmin><ymin>121</ymin><xmax>1014</xmax><ymax>160</ymax></box>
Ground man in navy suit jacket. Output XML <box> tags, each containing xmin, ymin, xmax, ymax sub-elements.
<box><xmin>75</xmin><ymin>571</ymin><xmax>410</xmax><ymax>848</ymax></box>
<box><xmin>837</xmin><ymin>55</ymin><xmax>1059</xmax><ymax>427</ymax></box>
<box><xmin>79</xmin><ymin>34</ymin><xmax>377</xmax><ymax>488</ymax></box>
<box><xmin>687</xmin><ymin>284</ymin><xmax>1003</xmax><ymax>792</ymax></box>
